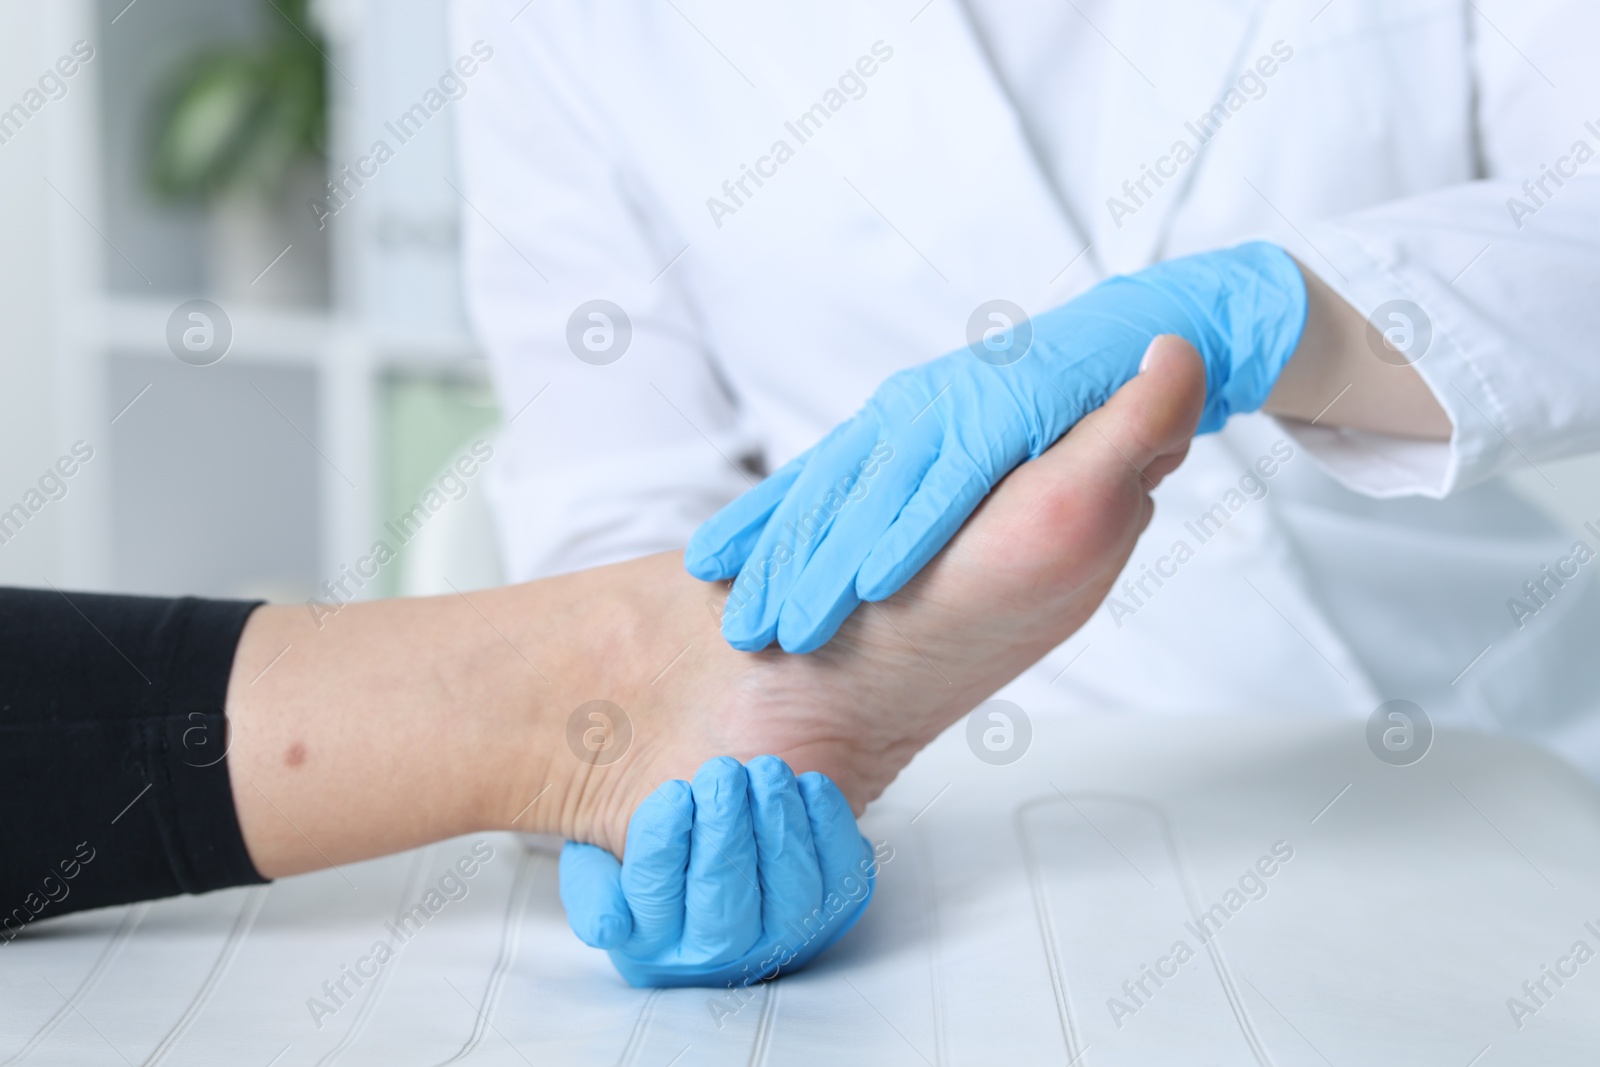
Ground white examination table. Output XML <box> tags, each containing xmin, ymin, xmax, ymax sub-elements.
<box><xmin>4</xmin><ymin>715</ymin><xmax>1597</xmax><ymax>1065</ymax></box>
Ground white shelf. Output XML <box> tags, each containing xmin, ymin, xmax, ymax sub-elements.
<box><xmin>99</xmin><ymin>295</ymin><xmax>485</xmax><ymax>373</ymax></box>
<box><xmin>1</xmin><ymin>0</ymin><xmax>493</xmax><ymax>598</ymax></box>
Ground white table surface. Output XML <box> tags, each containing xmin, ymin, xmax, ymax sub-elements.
<box><xmin>4</xmin><ymin>714</ymin><xmax>1597</xmax><ymax>1066</ymax></box>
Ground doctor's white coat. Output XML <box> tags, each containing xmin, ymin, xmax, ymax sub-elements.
<box><xmin>449</xmin><ymin>0</ymin><xmax>1600</xmax><ymax>771</ymax></box>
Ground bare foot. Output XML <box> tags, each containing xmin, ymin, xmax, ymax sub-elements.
<box><xmin>541</xmin><ymin>337</ymin><xmax>1207</xmax><ymax>855</ymax></box>
<box><xmin>222</xmin><ymin>339</ymin><xmax>1202</xmax><ymax>877</ymax></box>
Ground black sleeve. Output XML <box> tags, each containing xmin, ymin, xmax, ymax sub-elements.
<box><xmin>0</xmin><ymin>587</ymin><xmax>267</xmax><ymax>936</ymax></box>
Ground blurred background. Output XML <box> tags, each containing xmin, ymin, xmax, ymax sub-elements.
<box><xmin>0</xmin><ymin>0</ymin><xmax>500</xmax><ymax>606</ymax></box>
<box><xmin>2</xmin><ymin>0</ymin><xmax>1596</xmax><ymax>610</ymax></box>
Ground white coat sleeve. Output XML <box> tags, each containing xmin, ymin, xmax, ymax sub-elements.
<box><xmin>451</xmin><ymin>1</ymin><xmax>759</xmax><ymax>580</ymax></box>
<box><xmin>1283</xmin><ymin>0</ymin><xmax>1600</xmax><ymax>499</ymax></box>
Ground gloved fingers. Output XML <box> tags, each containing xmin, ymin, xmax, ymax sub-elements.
<box><xmin>774</xmin><ymin>420</ymin><xmax>939</xmax><ymax>654</ymax></box>
<box><xmin>684</xmin><ymin>447</ymin><xmax>812</xmax><ymax>582</ymax></box>
<box><xmin>559</xmin><ymin>842</ymin><xmax>631</xmax><ymax>950</ymax></box>
<box><xmin>796</xmin><ymin>772</ymin><xmax>877</xmax><ymax>955</ymax></box>
<box><xmin>720</xmin><ymin>417</ymin><xmax>883</xmax><ymax>651</ymax></box>
<box><xmin>744</xmin><ymin>756</ymin><xmax>823</xmax><ymax>955</ymax></box>
<box><xmin>616</xmin><ymin>779</ymin><xmax>695</xmax><ymax>953</ymax></box>
<box><xmin>778</xmin><ymin>585</ymin><xmax>861</xmax><ymax>658</ymax></box>
<box><xmin>854</xmin><ymin>451</ymin><xmax>990</xmax><ymax>602</ymax></box>
<box><xmin>682</xmin><ymin>756</ymin><xmax>763</xmax><ymax>963</ymax></box>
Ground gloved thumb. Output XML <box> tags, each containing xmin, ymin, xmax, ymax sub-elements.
<box><xmin>559</xmin><ymin>842</ymin><xmax>632</xmax><ymax>949</ymax></box>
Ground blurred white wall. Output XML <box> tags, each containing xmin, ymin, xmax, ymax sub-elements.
<box><xmin>0</xmin><ymin>0</ymin><xmax>107</xmax><ymax>590</ymax></box>
<box><xmin>2</xmin><ymin>0</ymin><xmax>1593</xmax><ymax>609</ymax></box>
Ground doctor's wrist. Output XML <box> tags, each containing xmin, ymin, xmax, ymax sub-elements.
<box><xmin>1263</xmin><ymin>258</ymin><xmax>1451</xmax><ymax>440</ymax></box>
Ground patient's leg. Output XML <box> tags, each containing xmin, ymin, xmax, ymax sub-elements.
<box><xmin>226</xmin><ymin>339</ymin><xmax>1205</xmax><ymax>872</ymax></box>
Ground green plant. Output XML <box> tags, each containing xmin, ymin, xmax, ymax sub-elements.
<box><xmin>148</xmin><ymin>0</ymin><xmax>326</xmax><ymax>203</ymax></box>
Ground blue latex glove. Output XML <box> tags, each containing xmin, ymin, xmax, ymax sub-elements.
<box><xmin>685</xmin><ymin>240</ymin><xmax>1308</xmax><ymax>653</ymax></box>
<box><xmin>559</xmin><ymin>755</ymin><xmax>877</xmax><ymax>989</ymax></box>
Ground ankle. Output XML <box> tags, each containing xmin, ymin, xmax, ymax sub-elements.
<box><xmin>481</xmin><ymin>554</ymin><xmax>709</xmax><ymax>855</ymax></box>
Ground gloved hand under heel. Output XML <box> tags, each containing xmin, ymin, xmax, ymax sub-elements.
<box><xmin>559</xmin><ymin>755</ymin><xmax>879</xmax><ymax>989</ymax></box>
<box><xmin>685</xmin><ymin>241</ymin><xmax>1308</xmax><ymax>653</ymax></box>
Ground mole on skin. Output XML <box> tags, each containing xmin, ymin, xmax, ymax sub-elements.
<box><xmin>285</xmin><ymin>741</ymin><xmax>307</xmax><ymax>768</ymax></box>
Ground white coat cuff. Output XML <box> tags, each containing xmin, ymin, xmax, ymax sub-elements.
<box><xmin>1272</xmin><ymin>224</ymin><xmax>1505</xmax><ymax>500</ymax></box>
